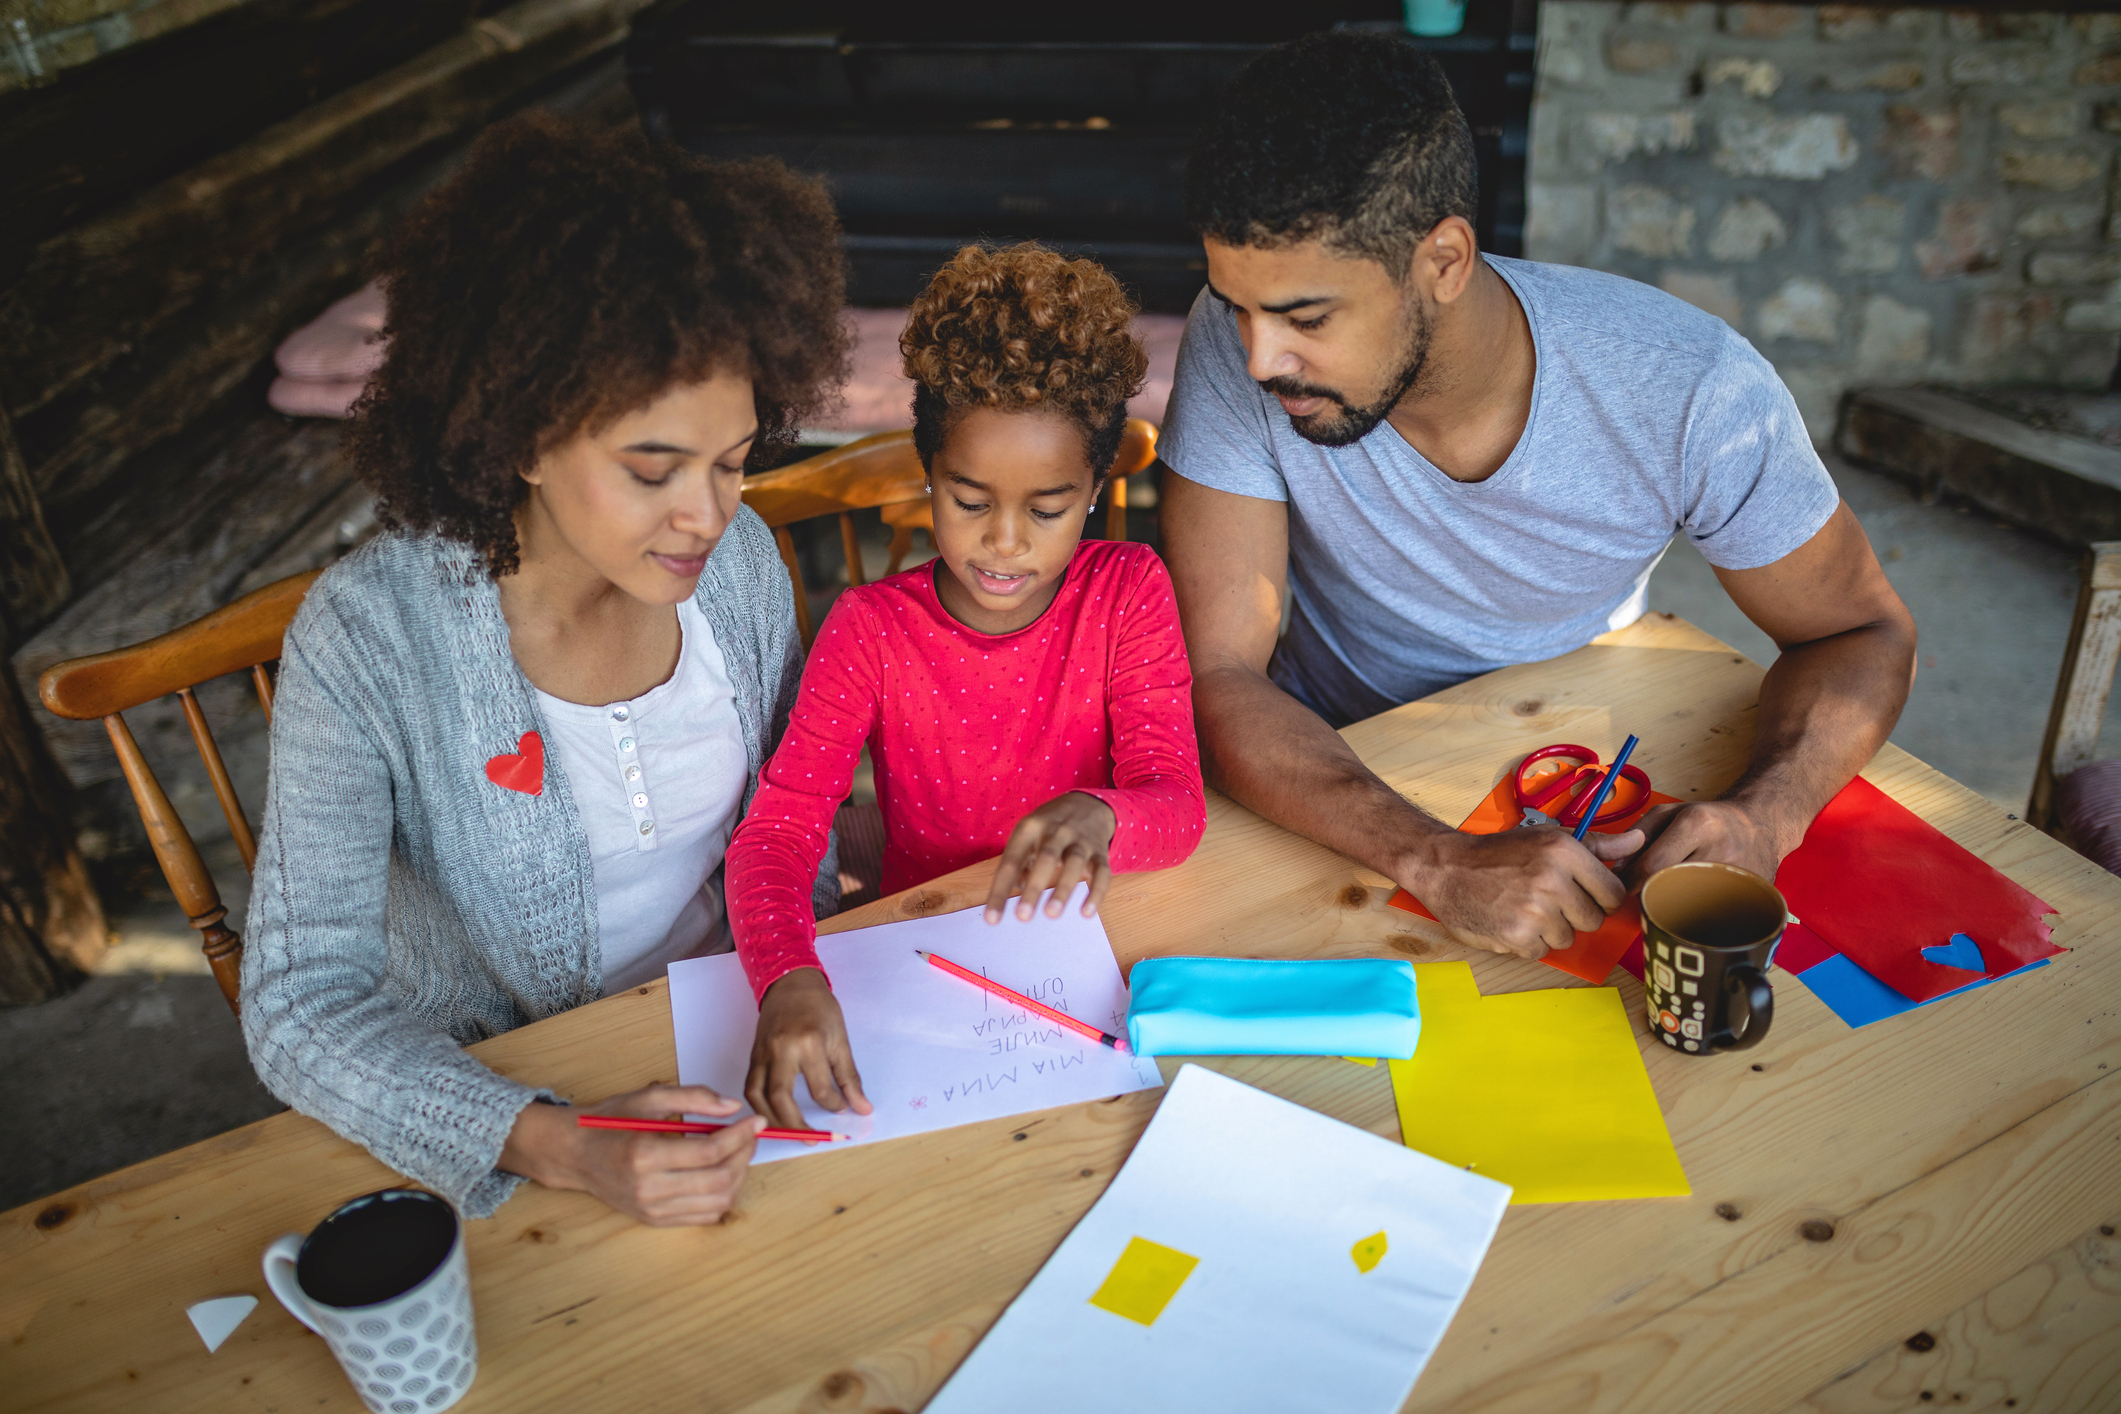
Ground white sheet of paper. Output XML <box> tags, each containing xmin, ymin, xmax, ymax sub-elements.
<box><xmin>667</xmin><ymin>891</ymin><xmax>1162</xmax><ymax>1162</ymax></box>
<box><xmin>926</xmin><ymin>1064</ymin><xmax>1513</xmax><ymax>1414</ymax></box>
<box><xmin>185</xmin><ymin>1294</ymin><xmax>257</xmax><ymax>1353</ymax></box>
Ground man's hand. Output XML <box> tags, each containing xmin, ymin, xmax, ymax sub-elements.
<box><xmin>1620</xmin><ymin>800</ymin><xmax>1782</xmax><ymax>890</ymax></box>
<box><xmin>745</xmin><ymin>968</ymin><xmax>872</xmax><ymax>1129</ymax></box>
<box><xmin>499</xmin><ymin>1084</ymin><xmax>760</xmax><ymax>1227</ymax></box>
<box><xmin>984</xmin><ymin>791</ymin><xmax>1119</xmax><ymax>923</ymax></box>
<box><xmin>1409</xmin><ymin>825</ymin><xmax>1644</xmax><ymax>960</ymax></box>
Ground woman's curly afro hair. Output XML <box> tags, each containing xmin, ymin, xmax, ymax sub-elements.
<box><xmin>345</xmin><ymin>111</ymin><xmax>850</xmax><ymax>576</ymax></box>
<box><xmin>901</xmin><ymin>243</ymin><xmax>1147</xmax><ymax>480</ymax></box>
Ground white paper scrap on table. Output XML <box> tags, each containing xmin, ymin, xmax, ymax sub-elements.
<box><xmin>667</xmin><ymin>890</ymin><xmax>1162</xmax><ymax>1163</ymax></box>
<box><xmin>926</xmin><ymin>1064</ymin><xmax>1513</xmax><ymax>1414</ymax></box>
<box><xmin>185</xmin><ymin>1295</ymin><xmax>257</xmax><ymax>1353</ymax></box>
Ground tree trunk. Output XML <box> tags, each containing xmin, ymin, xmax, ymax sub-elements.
<box><xmin>0</xmin><ymin>404</ymin><xmax>104</xmax><ymax>1004</ymax></box>
<box><xmin>0</xmin><ymin>402</ymin><xmax>68</xmax><ymax>642</ymax></box>
<box><xmin>0</xmin><ymin>662</ymin><xmax>107</xmax><ymax>1004</ymax></box>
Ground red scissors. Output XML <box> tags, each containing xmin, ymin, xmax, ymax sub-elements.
<box><xmin>1513</xmin><ymin>743</ymin><xmax>1652</xmax><ymax>831</ymax></box>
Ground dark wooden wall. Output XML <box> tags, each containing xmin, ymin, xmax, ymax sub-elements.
<box><xmin>1</xmin><ymin>0</ymin><xmax>650</xmax><ymax>1000</ymax></box>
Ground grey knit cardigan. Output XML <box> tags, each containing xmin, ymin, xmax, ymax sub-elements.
<box><xmin>241</xmin><ymin>507</ymin><xmax>834</xmax><ymax>1216</ymax></box>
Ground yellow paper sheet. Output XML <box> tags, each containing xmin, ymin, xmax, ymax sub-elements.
<box><xmin>1387</xmin><ymin>962</ymin><xmax>1689</xmax><ymax>1204</ymax></box>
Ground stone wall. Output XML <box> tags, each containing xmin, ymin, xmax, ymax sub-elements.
<box><xmin>1527</xmin><ymin>3</ymin><xmax>2121</xmax><ymax>440</ymax></box>
<box><xmin>1</xmin><ymin>0</ymin><xmax>252</xmax><ymax>92</ymax></box>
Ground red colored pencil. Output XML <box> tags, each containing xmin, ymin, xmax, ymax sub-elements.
<box><xmin>916</xmin><ymin>949</ymin><xmax>1129</xmax><ymax>1051</ymax></box>
<box><xmin>575</xmin><ymin>1115</ymin><xmax>848</xmax><ymax>1143</ymax></box>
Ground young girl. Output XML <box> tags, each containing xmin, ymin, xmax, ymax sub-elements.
<box><xmin>727</xmin><ymin>243</ymin><xmax>1207</xmax><ymax>1128</ymax></box>
<box><xmin>241</xmin><ymin>114</ymin><xmax>848</xmax><ymax>1224</ymax></box>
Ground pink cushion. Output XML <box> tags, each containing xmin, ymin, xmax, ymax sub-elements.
<box><xmin>267</xmin><ymin>375</ymin><xmax>370</xmax><ymax>418</ymax></box>
<box><xmin>276</xmin><ymin>281</ymin><xmax>388</xmax><ymax>381</ymax></box>
<box><xmin>2057</xmin><ymin>758</ymin><xmax>2121</xmax><ymax>877</ymax></box>
<box><xmin>269</xmin><ymin>281</ymin><xmax>388</xmax><ymax>418</ymax></box>
<box><xmin>812</xmin><ymin>307</ymin><xmax>1184</xmax><ymax>436</ymax></box>
<box><xmin>263</xmin><ymin>285</ymin><xmax>1185</xmax><ymax>432</ymax></box>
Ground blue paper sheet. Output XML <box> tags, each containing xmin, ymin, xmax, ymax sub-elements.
<box><xmin>1793</xmin><ymin>952</ymin><xmax>2048</xmax><ymax>1029</ymax></box>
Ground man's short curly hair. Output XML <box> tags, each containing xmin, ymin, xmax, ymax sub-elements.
<box><xmin>1185</xmin><ymin>32</ymin><xmax>1476</xmax><ymax>277</ymax></box>
<box><xmin>901</xmin><ymin>243</ymin><xmax>1147</xmax><ymax>480</ymax></box>
<box><xmin>345</xmin><ymin>111</ymin><xmax>850</xmax><ymax>576</ymax></box>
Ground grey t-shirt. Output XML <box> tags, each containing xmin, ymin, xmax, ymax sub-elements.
<box><xmin>1158</xmin><ymin>255</ymin><xmax>1838</xmax><ymax>727</ymax></box>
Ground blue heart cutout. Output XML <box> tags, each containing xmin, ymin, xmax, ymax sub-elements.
<box><xmin>1920</xmin><ymin>933</ymin><xmax>1986</xmax><ymax>972</ymax></box>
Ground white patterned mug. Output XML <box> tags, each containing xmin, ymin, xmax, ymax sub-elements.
<box><xmin>262</xmin><ymin>1189</ymin><xmax>478</xmax><ymax>1413</ymax></box>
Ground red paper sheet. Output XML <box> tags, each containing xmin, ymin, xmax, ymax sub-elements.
<box><xmin>1775</xmin><ymin>776</ymin><xmax>2061</xmax><ymax>1002</ymax></box>
<box><xmin>1388</xmin><ymin>775</ymin><xmax>1679</xmax><ymax>983</ymax></box>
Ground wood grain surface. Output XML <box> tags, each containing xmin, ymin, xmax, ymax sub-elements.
<box><xmin>1789</xmin><ymin>1215</ymin><xmax>2121</xmax><ymax>1414</ymax></box>
<box><xmin>4</xmin><ymin>613</ymin><xmax>2117</xmax><ymax>1414</ymax></box>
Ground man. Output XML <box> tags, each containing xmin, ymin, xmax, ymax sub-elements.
<box><xmin>1158</xmin><ymin>32</ymin><xmax>1916</xmax><ymax>961</ymax></box>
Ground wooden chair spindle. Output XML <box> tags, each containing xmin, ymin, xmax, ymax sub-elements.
<box><xmin>774</xmin><ymin>526</ymin><xmax>815</xmax><ymax>646</ymax></box>
<box><xmin>839</xmin><ymin>511</ymin><xmax>866</xmax><ymax>589</ymax></box>
<box><xmin>177</xmin><ymin>686</ymin><xmax>257</xmax><ymax>873</ymax></box>
<box><xmin>104</xmin><ymin>711</ymin><xmax>243</xmax><ymax>1011</ymax></box>
<box><xmin>252</xmin><ymin>663</ymin><xmax>276</xmax><ymax>723</ymax></box>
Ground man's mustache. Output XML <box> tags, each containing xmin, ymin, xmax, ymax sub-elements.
<box><xmin>1257</xmin><ymin>376</ymin><xmax>1350</xmax><ymax>409</ymax></box>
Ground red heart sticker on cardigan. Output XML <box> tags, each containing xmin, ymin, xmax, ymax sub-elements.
<box><xmin>484</xmin><ymin>731</ymin><xmax>544</xmax><ymax>796</ymax></box>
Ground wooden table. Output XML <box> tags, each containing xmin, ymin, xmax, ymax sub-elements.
<box><xmin>7</xmin><ymin>614</ymin><xmax>2119</xmax><ymax>1413</ymax></box>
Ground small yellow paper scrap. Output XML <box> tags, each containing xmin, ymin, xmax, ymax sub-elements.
<box><xmin>1088</xmin><ymin>1236</ymin><xmax>1199</xmax><ymax>1326</ymax></box>
<box><xmin>1342</xmin><ymin>1056</ymin><xmax>1378</xmax><ymax>1067</ymax></box>
<box><xmin>1350</xmin><ymin>1231</ymin><xmax>1388</xmax><ymax>1273</ymax></box>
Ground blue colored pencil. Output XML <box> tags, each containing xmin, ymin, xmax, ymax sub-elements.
<box><xmin>1572</xmin><ymin>734</ymin><xmax>1640</xmax><ymax>841</ymax></box>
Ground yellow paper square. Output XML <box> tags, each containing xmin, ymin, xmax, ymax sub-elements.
<box><xmin>1088</xmin><ymin>1236</ymin><xmax>1200</xmax><ymax>1326</ymax></box>
<box><xmin>1388</xmin><ymin>962</ymin><xmax>1689</xmax><ymax>1204</ymax></box>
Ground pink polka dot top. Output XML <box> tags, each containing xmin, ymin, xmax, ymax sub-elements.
<box><xmin>727</xmin><ymin>539</ymin><xmax>1206</xmax><ymax>999</ymax></box>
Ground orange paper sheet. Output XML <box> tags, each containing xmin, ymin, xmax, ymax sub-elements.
<box><xmin>1388</xmin><ymin>775</ymin><xmax>1680</xmax><ymax>983</ymax></box>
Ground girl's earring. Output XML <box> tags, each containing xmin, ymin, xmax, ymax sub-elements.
<box><xmin>923</xmin><ymin>483</ymin><xmax>932</xmax><ymax>493</ymax></box>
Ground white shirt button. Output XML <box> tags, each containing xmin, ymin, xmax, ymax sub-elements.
<box><xmin>638</xmin><ymin>819</ymin><xmax>655</xmax><ymax>836</ymax></box>
<box><xmin>610</xmin><ymin>704</ymin><xmax>630</xmax><ymax>723</ymax></box>
<box><xmin>632</xmin><ymin>793</ymin><xmax>648</xmax><ymax>809</ymax></box>
<box><xmin>619</xmin><ymin>737</ymin><xmax>635</xmax><ymax>753</ymax></box>
<box><xmin>624</xmin><ymin>764</ymin><xmax>641</xmax><ymax>782</ymax></box>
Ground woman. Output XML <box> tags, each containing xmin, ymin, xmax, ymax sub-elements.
<box><xmin>241</xmin><ymin>112</ymin><xmax>848</xmax><ymax>1224</ymax></box>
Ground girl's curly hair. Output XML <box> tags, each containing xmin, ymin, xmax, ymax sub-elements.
<box><xmin>344</xmin><ymin>111</ymin><xmax>850</xmax><ymax>576</ymax></box>
<box><xmin>901</xmin><ymin>243</ymin><xmax>1147</xmax><ymax>479</ymax></box>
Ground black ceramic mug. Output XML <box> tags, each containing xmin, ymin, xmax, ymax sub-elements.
<box><xmin>1639</xmin><ymin>861</ymin><xmax>1783</xmax><ymax>1055</ymax></box>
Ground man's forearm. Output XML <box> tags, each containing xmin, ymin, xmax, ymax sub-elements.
<box><xmin>1192</xmin><ymin>661</ymin><xmax>1448</xmax><ymax>882</ymax></box>
<box><xmin>1724</xmin><ymin>619</ymin><xmax>1915</xmax><ymax>854</ymax></box>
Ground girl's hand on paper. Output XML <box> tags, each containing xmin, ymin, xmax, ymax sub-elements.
<box><xmin>748</xmin><ymin>968</ymin><xmax>874</xmax><ymax>1129</ymax></box>
<box><xmin>500</xmin><ymin>1084</ymin><xmax>759</xmax><ymax>1227</ymax></box>
<box><xmin>986</xmin><ymin>791</ymin><xmax>1119</xmax><ymax>924</ymax></box>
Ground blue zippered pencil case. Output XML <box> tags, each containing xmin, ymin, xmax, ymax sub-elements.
<box><xmin>1125</xmin><ymin>956</ymin><xmax>1421</xmax><ymax>1058</ymax></box>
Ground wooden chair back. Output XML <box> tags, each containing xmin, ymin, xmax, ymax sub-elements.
<box><xmin>740</xmin><ymin>432</ymin><xmax>929</xmax><ymax>646</ymax></box>
<box><xmin>743</xmin><ymin>420</ymin><xmax>1157</xmax><ymax>644</ymax></box>
<box><xmin>36</xmin><ymin>570</ymin><xmax>319</xmax><ymax>1012</ymax></box>
<box><xmin>2028</xmin><ymin>541</ymin><xmax>2121</xmax><ymax>833</ymax></box>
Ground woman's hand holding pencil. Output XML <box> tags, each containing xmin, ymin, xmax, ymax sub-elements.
<box><xmin>498</xmin><ymin>1082</ymin><xmax>762</xmax><ymax>1228</ymax></box>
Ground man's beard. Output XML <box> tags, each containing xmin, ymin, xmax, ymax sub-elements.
<box><xmin>1260</xmin><ymin>299</ymin><xmax>1433</xmax><ymax>449</ymax></box>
